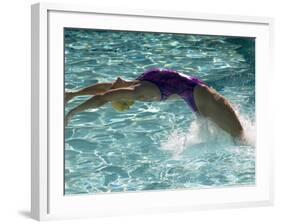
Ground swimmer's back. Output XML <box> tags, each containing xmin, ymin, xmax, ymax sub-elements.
<box><xmin>136</xmin><ymin>68</ymin><xmax>205</xmax><ymax>111</ymax></box>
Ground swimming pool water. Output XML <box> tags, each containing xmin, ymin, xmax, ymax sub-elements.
<box><xmin>64</xmin><ymin>28</ymin><xmax>255</xmax><ymax>195</ymax></box>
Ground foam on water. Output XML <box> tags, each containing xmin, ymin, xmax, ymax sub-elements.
<box><xmin>161</xmin><ymin>112</ymin><xmax>256</xmax><ymax>158</ymax></box>
<box><xmin>240</xmin><ymin>114</ymin><xmax>256</xmax><ymax>146</ymax></box>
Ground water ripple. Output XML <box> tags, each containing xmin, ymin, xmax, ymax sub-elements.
<box><xmin>64</xmin><ymin>29</ymin><xmax>255</xmax><ymax>195</ymax></box>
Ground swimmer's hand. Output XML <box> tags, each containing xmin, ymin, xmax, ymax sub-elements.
<box><xmin>64</xmin><ymin>92</ymin><xmax>75</xmax><ymax>104</ymax></box>
<box><xmin>64</xmin><ymin>95</ymin><xmax>108</xmax><ymax>126</ymax></box>
<box><xmin>64</xmin><ymin>111</ymin><xmax>74</xmax><ymax>126</ymax></box>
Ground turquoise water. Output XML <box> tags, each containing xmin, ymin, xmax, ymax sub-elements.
<box><xmin>64</xmin><ymin>28</ymin><xmax>255</xmax><ymax>195</ymax></box>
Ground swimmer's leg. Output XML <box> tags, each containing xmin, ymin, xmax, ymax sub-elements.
<box><xmin>65</xmin><ymin>82</ymin><xmax>113</xmax><ymax>103</ymax></box>
<box><xmin>194</xmin><ymin>85</ymin><xmax>243</xmax><ymax>138</ymax></box>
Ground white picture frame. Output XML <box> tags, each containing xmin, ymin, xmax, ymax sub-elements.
<box><xmin>31</xmin><ymin>2</ymin><xmax>274</xmax><ymax>221</ymax></box>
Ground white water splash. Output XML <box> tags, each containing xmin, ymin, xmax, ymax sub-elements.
<box><xmin>239</xmin><ymin>114</ymin><xmax>256</xmax><ymax>146</ymax></box>
<box><xmin>160</xmin><ymin>113</ymin><xmax>256</xmax><ymax>158</ymax></box>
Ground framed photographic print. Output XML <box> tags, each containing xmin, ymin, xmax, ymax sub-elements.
<box><xmin>31</xmin><ymin>2</ymin><xmax>274</xmax><ymax>221</ymax></box>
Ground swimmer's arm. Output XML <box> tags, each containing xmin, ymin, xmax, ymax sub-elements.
<box><xmin>65</xmin><ymin>87</ymin><xmax>140</xmax><ymax>125</ymax></box>
<box><xmin>65</xmin><ymin>94</ymin><xmax>107</xmax><ymax>125</ymax></box>
<box><xmin>65</xmin><ymin>82</ymin><xmax>113</xmax><ymax>103</ymax></box>
<box><xmin>102</xmin><ymin>86</ymin><xmax>143</xmax><ymax>101</ymax></box>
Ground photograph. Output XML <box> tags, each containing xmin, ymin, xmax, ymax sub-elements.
<box><xmin>63</xmin><ymin>28</ymin><xmax>256</xmax><ymax>195</ymax></box>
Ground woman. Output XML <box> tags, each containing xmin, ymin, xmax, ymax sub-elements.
<box><xmin>65</xmin><ymin>68</ymin><xmax>244</xmax><ymax>139</ymax></box>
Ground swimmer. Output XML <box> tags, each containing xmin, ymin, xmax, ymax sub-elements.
<box><xmin>65</xmin><ymin>68</ymin><xmax>244</xmax><ymax>139</ymax></box>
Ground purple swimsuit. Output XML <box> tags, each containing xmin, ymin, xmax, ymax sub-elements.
<box><xmin>136</xmin><ymin>68</ymin><xmax>205</xmax><ymax>112</ymax></box>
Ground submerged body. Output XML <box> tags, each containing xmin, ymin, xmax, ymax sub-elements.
<box><xmin>65</xmin><ymin>68</ymin><xmax>243</xmax><ymax>138</ymax></box>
